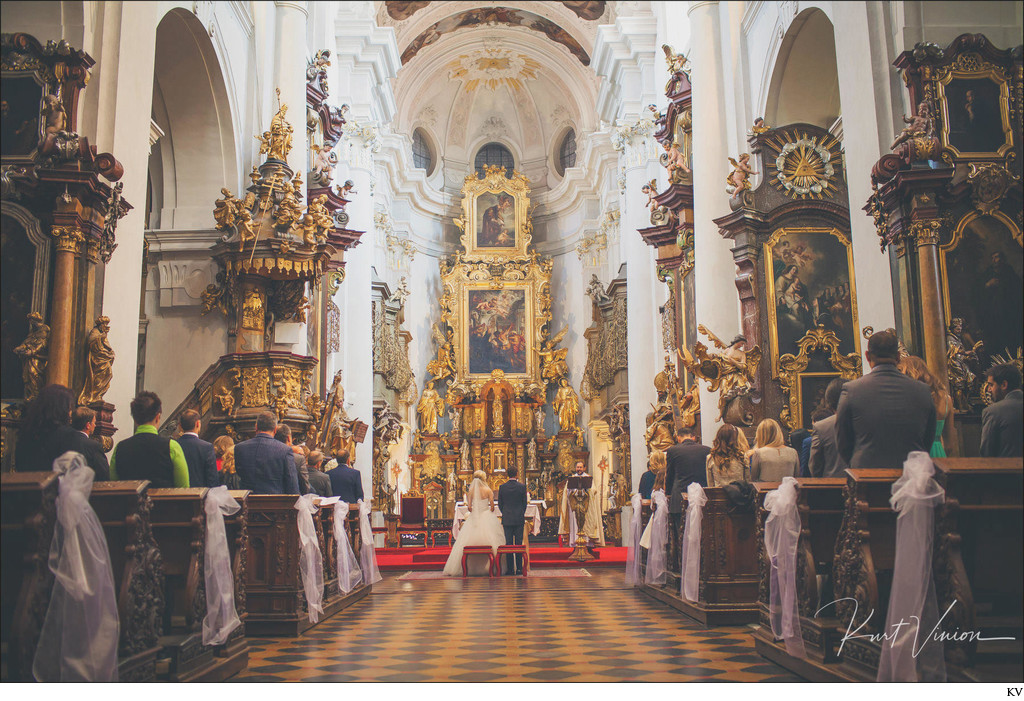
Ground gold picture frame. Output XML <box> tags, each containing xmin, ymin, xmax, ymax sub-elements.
<box><xmin>456</xmin><ymin>164</ymin><xmax>533</xmax><ymax>260</ymax></box>
<box><xmin>764</xmin><ymin>227</ymin><xmax>860</xmax><ymax>377</ymax></box>
<box><xmin>777</xmin><ymin>328</ymin><xmax>861</xmax><ymax>430</ymax></box>
<box><xmin>935</xmin><ymin>55</ymin><xmax>1014</xmax><ymax>160</ymax></box>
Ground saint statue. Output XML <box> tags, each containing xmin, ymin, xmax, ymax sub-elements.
<box><xmin>679</xmin><ymin>326</ymin><xmax>761</xmax><ymax>426</ymax></box>
<box><xmin>535</xmin><ymin>327</ymin><xmax>569</xmax><ymax>383</ymax></box>
<box><xmin>417</xmin><ymin>381</ymin><xmax>444</xmax><ymax>435</ymax></box>
<box><xmin>946</xmin><ymin>317</ymin><xmax>980</xmax><ymax>412</ymax></box>
<box><xmin>460</xmin><ymin>439</ymin><xmax>471</xmax><ymax>473</ymax></box>
<box><xmin>553</xmin><ymin>379</ymin><xmax>580</xmax><ymax>432</ymax></box>
<box><xmin>491</xmin><ymin>393</ymin><xmax>505</xmax><ymax>436</ymax></box>
<box><xmin>257</xmin><ymin>92</ymin><xmax>294</xmax><ymax>162</ymax></box>
<box><xmin>13</xmin><ymin>312</ymin><xmax>49</xmax><ymax>402</ymax></box>
<box><xmin>79</xmin><ymin>316</ymin><xmax>115</xmax><ymax>405</ymax></box>
<box><xmin>527</xmin><ymin>436</ymin><xmax>538</xmax><ymax>473</ymax></box>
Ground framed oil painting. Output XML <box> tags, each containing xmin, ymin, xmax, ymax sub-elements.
<box><xmin>764</xmin><ymin>227</ymin><xmax>860</xmax><ymax>376</ymax></box>
<box><xmin>458</xmin><ymin>164</ymin><xmax>532</xmax><ymax>259</ymax></box>
<box><xmin>940</xmin><ymin>212</ymin><xmax>1023</xmax><ymax>363</ymax></box>
<box><xmin>464</xmin><ymin>287</ymin><xmax>530</xmax><ymax>376</ymax></box>
<box><xmin>797</xmin><ymin>372</ymin><xmax>840</xmax><ymax>430</ymax></box>
<box><xmin>938</xmin><ymin>71</ymin><xmax>1013</xmax><ymax>158</ymax></box>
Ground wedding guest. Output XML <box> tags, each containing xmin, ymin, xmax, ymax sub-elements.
<box><xmin>213</xmin><ymin>435</ymin><xmax>240</xmax><ymax>489</ymax></box>
<box><xmin>177</xmin><ymin>409</ymin><xmax>219</xmax><ymax>487</ymax></box>
<box><xmin>836</xmin><ymin>330</ymin><xmax>935</xmax><ymax>470</ymax></box>
<box><xmin>809</xmin><ymin>378</ymin><xmax>849</xmax><ymax>478</ymax></box>
<box><xmin>980</xmin><ymin>363</ymin><xmax>1023</xmax><ymax>458</ymax></box>
<box><xmin>326</xmin><ymin>448</ymin><xmax>363</xmax><ymax>503</ymax></box>
<box><xmin>68</xmin><ymin>406</ymin><xmax>110</xmax><ymax>480</ymax></box>
<box><xmin>749</xmin><ymin>419</ymin><xmax>799</xmax><ymax>482</ymax></box>
<box><xmin>666</xmin><ymin>426</ymin><xmax>710</xmax><ymax>516</ymax></box>
<box><xmin>788</xmin><ymin>426</ymin><xmax>811</xmax><ymax>477</ymax></box>
<box><xmin>234</xmin><ymin>411</ymin><xmax>300</xmax><ymax>494</ymax></box>
<box><xmin>638</xmin><ymin>458</ymin><xmax>658</xmax><ymax>500</ymax></box>
<box><xmin>15</xmin><ymin>384</ymin><xmax>76</xmax><ymax>472</ymax></box>
<box><xmin>275</xmin><ymin>423</ymin><xmax>311</xmax><ymax>494</ymax></box>
<box><xmin>899</xmin><ymin>355</ymin><xmax>955</xmax><ymax>457</ymax></box>
<box><xmin>705</xmin><ymin>424</ymin><xmax>749</xmax><ymax>487</ymax></box>
<box><xmin>110</xmin><ymin>391</ymin><xmax>189</xmax><ymax>487</ymax></box>
<box><xmin>305</xmin><ymin>450</ymin><xmax>333</xmax><ymax>498</ymax></box>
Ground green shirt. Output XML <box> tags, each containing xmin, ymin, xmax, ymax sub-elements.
<box><xmin>109</xmin><ymin>424</ymin><xmax>190</xmax><ymax>487</ymax></box>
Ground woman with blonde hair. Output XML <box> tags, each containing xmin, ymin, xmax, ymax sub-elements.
<box><xmin>898</xmin><ymin>355</ymin><xmax>955</xmax><ymax>457</ymax></box>
<box><xmin>639</xmin><ymin>449</ymin><xmax>669</xmax><ymax>585</ymax></box>
<box><xmin>213</xmin><ymin>435</ymin><xmax>240</xmax><ymax>489</ymax></box>
<box><xmin>443</xmin><ymin>470</ymin><xmax>506</xmax><ymax>576</ymax></box>
<box><xmin>649</xmin><ymin>449</ymin><xmax>667</xmax><ymax>492</ymax></box>
<box><xmin>749</xmin><ymin>418</ymin><xmax>799</xmax><ymax>482</ymax></box>
<box><xmin>706</xmin><ymin>424</ymin><xmax>750</xmax><ymax>486</ymax></box>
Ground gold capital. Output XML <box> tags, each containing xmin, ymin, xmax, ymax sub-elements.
<box><xmin>909</xmin><ymin>219</ymin><xmax>942</xmax><ymax>247</ymax></box>
<box><xmin>52</xmin><ymin>226</ymin><xmax>84</xmax><ymax>254</ymax></box>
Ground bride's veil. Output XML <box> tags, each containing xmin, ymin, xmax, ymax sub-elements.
<box><xmin>468</xmin><ymin>477</ymin><xmax>486</xmax><ymax>505</ymax></box>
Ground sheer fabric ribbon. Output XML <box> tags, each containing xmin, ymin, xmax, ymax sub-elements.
<box><xmin>764</xmin><ymin>476</ymin><xmax>806</xmax><ymax>658</ymax></box>
<box><xmin>33</xmin><ymin>452</ymin><xmax>119</xmax><ymax>682</ymax></box>
<box><xmin>333</xmin><ymin>501</ymin><xmax>362</xmax><ymax>593</ymax></box>
<box><xmin>877</xmin><ymin>452</ymin><xmax>946</xmax><ymax>682</ymax></box>
<box><xmin>645</xmin><ymin>491</ymin><xmax>669</xmax><ymax>586</ymax></box>
<box><xmin>294</xmin><ymin>494</ymin><xmax>324</xmax><ymax>623</ymax></box>
<box><xmin>680</xmin><ymin>482</ymin><xmax>706</xmax><ymax>602</ymax></box>
<box><xmin>202</xmin><ymin>486</ymin><xmax>242</xmax><ymax>646</ymax></box>
<box><xmin>358</xmin><ymin>499</ymin><xmax>383</xmax><ymax>585</ymax></box>
<box><xmin>624</xmin><ymin>493</ymin><xmax>643</xmax><ymax>586</ymax></box>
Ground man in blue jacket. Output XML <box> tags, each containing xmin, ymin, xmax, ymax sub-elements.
<box><xmin>176</xmin><ymin>409</ymin><xmax>219</xmax><ymax>487</ymax></box>
<box><xmin>234</xmin><ymin>411</ymin><xmax>300</xmax><ymax>494</ymax></box>
<box><xmin>326</xmin><ymin>448</ymin><xmax>364</xmax><ymax>503</ymax></box>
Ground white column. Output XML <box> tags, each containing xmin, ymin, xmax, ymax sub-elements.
<box><xmin>615</xmin><ymin>122</ymin><xmax>664</xmax><ymax>492</ymax></box>
<box><xmin>338</xmin><ymin>124</ymin><xmax>379</xmax><ymax>499</ymax></box>
<box><xmin>833</xmin><ymin>1</ymin><xmax>897</xmax><ymax>333</ymax></box>
<box><xmin>688</xmin><ymin>0</ymin><xmax>742</xmax><ymax>443</ymax></box>
<box><xmin>95</xmin><ymin>2</ymin><xmax>159</xmax><ymax>440</ymax></box>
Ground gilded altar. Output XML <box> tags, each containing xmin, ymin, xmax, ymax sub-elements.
<box><xmin>408</xmin><ymin>166</ymin><xmax>586</xmax><ymax>517</ymax></box>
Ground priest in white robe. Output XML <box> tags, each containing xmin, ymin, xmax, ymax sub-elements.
<box><xmin>558</xmin><ymin>460</ymin><xmax>606</xmax><ymax>547</ymax></box>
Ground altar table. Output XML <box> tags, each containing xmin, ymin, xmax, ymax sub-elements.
<box><xmin>452</xmin><ymin>501</ymin><xmax>544</xmax><ymax>538</ymax></box>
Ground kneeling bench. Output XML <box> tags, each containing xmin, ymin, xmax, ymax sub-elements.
<box><xmin>461</xmin><ymin>546</ymin><xmax>498</xmax><ymax>577</ymax></box>
<box><xmin>496</xmin><ymin>545</ymin><xmax>529</xmax><ymax>576</ymax></box>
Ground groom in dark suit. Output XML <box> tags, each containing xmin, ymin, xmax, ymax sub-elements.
<box><xmin>498</xmin><ymin>466</ymin><xmax>528</xmax><ymax>574</ymax></box>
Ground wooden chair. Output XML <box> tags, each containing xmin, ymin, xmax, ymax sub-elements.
<box><xmin>497</xmin><ymin>518</ymin><xmax>533</xmax><ymax>576</ymax></box>
<box><xmin>398</xmin><ymin>495</ymin><xmax>428</xmax><ymax>547</ymax></box>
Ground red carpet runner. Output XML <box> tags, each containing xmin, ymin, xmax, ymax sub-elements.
<box><xmin>375</xmin><ymin>545</ymin><xmax>628</xmax><ymax>571</ymax></box>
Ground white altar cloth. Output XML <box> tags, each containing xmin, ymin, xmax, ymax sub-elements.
<box><xmin>452</xmin><ymin>501</ymin><xmax>544</xmax><ymax>538</ymax></box>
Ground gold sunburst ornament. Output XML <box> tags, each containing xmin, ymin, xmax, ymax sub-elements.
<box><xmin>765</xmin><ymin>131</ymin><xmax>840</xmax><ymax>199</ymax></box>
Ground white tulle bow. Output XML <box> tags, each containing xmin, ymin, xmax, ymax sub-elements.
<box><xmin>334</xmin><ymin>501</ymin><xmax>363</xmax><ymax>593</ymax></box>
<box><xmin>764</xmin><ymin>476</ymin><xmax>806</xmax><ymax>658</ymax></box>
<box><xmin>680</xmin><ymin>482</ymin><xmax>706</xmax><ymax>602</ymax></box>
<box><xmin>203</xmin><ymin>486</ymin><xmax>242</xmax><ymax>645</ymax></box>
<box><xmin>294</xmin><ymin>494</ymin><xmax>324</xmax><ymax>623</ymax></box>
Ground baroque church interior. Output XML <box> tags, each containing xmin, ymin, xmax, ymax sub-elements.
<box><xmin>1</xmin><ymin>0</ymin><xmax>1022</xmax><ymax>688</ymax></box>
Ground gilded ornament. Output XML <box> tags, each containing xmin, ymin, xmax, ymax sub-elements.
<box><xmin>241</xmin><ymin>289</ymin><xmax>265</xmax><ymax>331</ymax></box>
<box><xmin>891</xmin><ymin>101</ymin><xmax>936</xmax><ymax>151</ymax></box>
<box><xmin>13</xmin><ymin>312</ymin><xmax>49</xmax><ymax>401</ymax></box>
<box><xmin>777</xmin><ymin>327</ymin><xmax>862</xmax><ymax>429</ymax></box>
<box><xmin>78</xmin><ymin>316</ymin><xmax>114</xmax><ymax>405</ymax></box>
<box><xmin>417</xmin><ymin>381</ymin><xmax>444</xmax><ymax>435</ymax></box>
<box><xmin>240</xmin><ymin>367</ymin><xmax>270</xmax><ymax>407</ymax></box>
<box><xmin>552</xmin><ymin>379</ymin><xmax>580</xmax><ymax>432</ymax></box>
<box><xmin>678</xmin><ymin>325</ymin><xmax>761</xmax><ymax>426</ymax></box>
<box><xmin>946</xmin><ymin>318</ymin><xmax>981</xmax><ymax>413</ymax></box>
<box><xmin>910</xmin><ymin>219</ymin><xmax>942</xmax><ymax>246</ymax></box>
<box><xmin>256</xmin><ymin>89</ymin><xmax>294</xmax><ymax>162</ymax></box>
<box><xmin>52</xmin><ymin>226</ymin><xmax>84</xmax><ymax>254</ymax></box>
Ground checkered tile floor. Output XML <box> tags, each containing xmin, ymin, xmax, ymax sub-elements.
<box><xmin>231</xmin><ymin>570</ymin><xmax>802</xmax><ymax>682</ymax></box>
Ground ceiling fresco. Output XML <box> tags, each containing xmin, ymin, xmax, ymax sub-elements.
<box><xmin>385</xmin><ymin>2</ymin><xmax>607</xmax><ymax>22</ymax></box>
<box><xmin>400</xmin><ymin>6</ymin><xmax>592</xmax><ymax>65</ymax></box>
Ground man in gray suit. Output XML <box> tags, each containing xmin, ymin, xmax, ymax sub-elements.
<box><xmin>836</xmin><ymin>330</ymin><xmax>935</xmax><ymax>470</ymax></box>
<box><xmin>809</xmin><ymin>377</ymin><xmax>849</xmax><ymax>477</ymax></box>
<box><xmin>980</xmin><ymin>363</ymin><xmax>1023</xmax><ymax>458</ymax></box>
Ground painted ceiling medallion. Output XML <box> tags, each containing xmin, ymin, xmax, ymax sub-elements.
<box><xmin>448</xmin><ymin>48</ymin><xmax>540</xmax><ymax>92</ymax></box>
<box><xmin>764</xmin><ymin>130</ymin><xmax>841</xmax><ymax>199</ymax></box>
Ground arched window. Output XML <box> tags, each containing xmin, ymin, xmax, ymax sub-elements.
<box><xmin>558</xmin><ymin>129</ymin><xmax>577</xmax><ymax>174</ymax></box>
<box><xmin>474</xmin><ymin>142</ymin><xmax>514</xmax><ymax>179</ymax></box>
<box><xmin>412</xmin><ymin>128</ymin><xmax>433</xmax><ymax>173</ymax></box>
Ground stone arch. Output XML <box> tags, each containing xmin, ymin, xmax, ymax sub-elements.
<box><xmin>763</xmin><ymin>8</ymin><xmax>841</xmax><ymax>130</ymax></box>
<box><xmin>147</xmin><ymin>7</ymin><xmax>237</xmax><ymax>230</ymax></box>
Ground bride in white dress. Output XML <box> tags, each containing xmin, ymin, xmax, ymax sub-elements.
<box><xmin>443</xmin><ymin>471</ymin><xmax>506</xmax><ymax>576</ymax></box>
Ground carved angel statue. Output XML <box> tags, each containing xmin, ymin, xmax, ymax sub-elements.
<box><xmin>338</xmin><ymin>180</ymin><xmax>356</xmax><ymax>198</ymax></box>
<box><xmin>310</xmin><ymin>144</ymin><xmax>338</xmax><ymax>186</ymax></box>
<box><xmin>678</xmin><ymin>325</ymin><xmax>761</xmax><ymax>426</ymax></box>
<box><xmin>214</xmin><ymin>383</ymin><xmax>236</xmax><ymax>416</ymax></box>
<box><xmin>236</xmin><ymin>209</ymin><xmax>257</xmax><ymax>251</ymax></box>
<box><xmin>417</xmin><ymin>380</ymin><xmax>445</xmax><ymax>435</ymax></box>
<box><xmin>677</xmin><ymin>382</ymin><xmax>700</xmax><ymax>429</ymax></box>
<box><xmin>213</xmin><ymin>188</ymin><xmax>241</xmax><ymax>230</ymax></box>
<box><xmin>726</xmin><ymin>153</ymin><xmax>757</xmax><ymax>195</ymax></box>
<box><xmin>536</xmin><ymin>327</ymin><xmax>569</xmax><ymax>384</ymax></box>
<box><xmin>661</xmin><ymin>140</ymin><xmax>691</xmax><ymax>178</ymax></box>
<box><xmin>642</xmin><ymin>179</ymin><xmax>658</xmax><ymax>211</ymax></box>
<box><xmin>392</xmin><ymin>277</ymin><xmax>410</xmax><ymax>308</ymax></box>
<box><xmin>749</xmin><ymin>117</ymin><xmax>770</xmax><ymax>136</ymax></box>
<box><xmin>662</xmin><ymin>44</ymin><xmax>690</xmax><ymax>75</ymax></box>
<box><xmin>891</xmin><ymin>101</ymin><xmax>936</xmax><ymax>151</ymax></box>
<box><xmin>306</xmin><ymin>49</ymin><xmax>331</xmax><ymax>86</ymax></box>
<box><xmin>552</xmin><ymin>378</ymin><xmax>580</xmax><ymax>432</ymax></box>
<box><xmin>427</xmin><ymin>322</ymin><xmax>456</xmax><ymax>382</ymax></box>
<box><xmin>274</xmin><ymin>181</ymin><xmax>303</xmax><ymax>229</ymax></box>
<box><xmin>41</xmin><ymin>93</ymin><xmax>68</xmax><ymax>138</ymax></box>
<box><xmin>13</xmin><ymin>312</ymin><xmax>49</xmax><ymax>402</ymax></box>
<box><xmin>307</xmin><ymin>193</ymin><xmax>333</xmax><ymax>241</ymax></box>
<box><xmin>79</xmin><ymin>316</ymin><xmax>115</xmax><ymax>405</ymax></box>
<box><xmin>586</xmin><ymin>274</ymin><xmax>610</xmax><ymax>304</ymax></box>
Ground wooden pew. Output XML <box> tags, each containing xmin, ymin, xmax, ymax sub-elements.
<box><xmin>640</xmin><ymin>487</ymin><xmax>759</xmax><ymax>626</ymax></box>
<box><xmin>216</xmin><ymin>490</ymin><xmax>250</xmax><ymax>663</ymax></box>
<box><xmin>0</xmin><ymin>472</ymin><xmax>58</xmax><ymax>681</ymax></box>
<box><xmin>752</xmin><ymin>478</ymin><xmax>856</xmax><ymax>681</ymax></box>
<box><xmin>316</xmin><ymin>500</ymin><xmax>370</xmax><ymax>617</ymax></box>
<box><xmin>90</xmin><ymin>481</ymin><xmax>165</xmax><ymax>682</ymax></box>
<box><xmin>933</xmin><ymin>457</ymin><xmax>1023</xmax><ymax>681</ymax></box>
<box><xmin>148</xmin><ymin>488</ymin><xmax>249</xmax><ymax>682</ymax></box>
<box><xmin>244</xmin><ymin>495</ymin><xmax>370</xmax><ymax>636</ymax></box>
